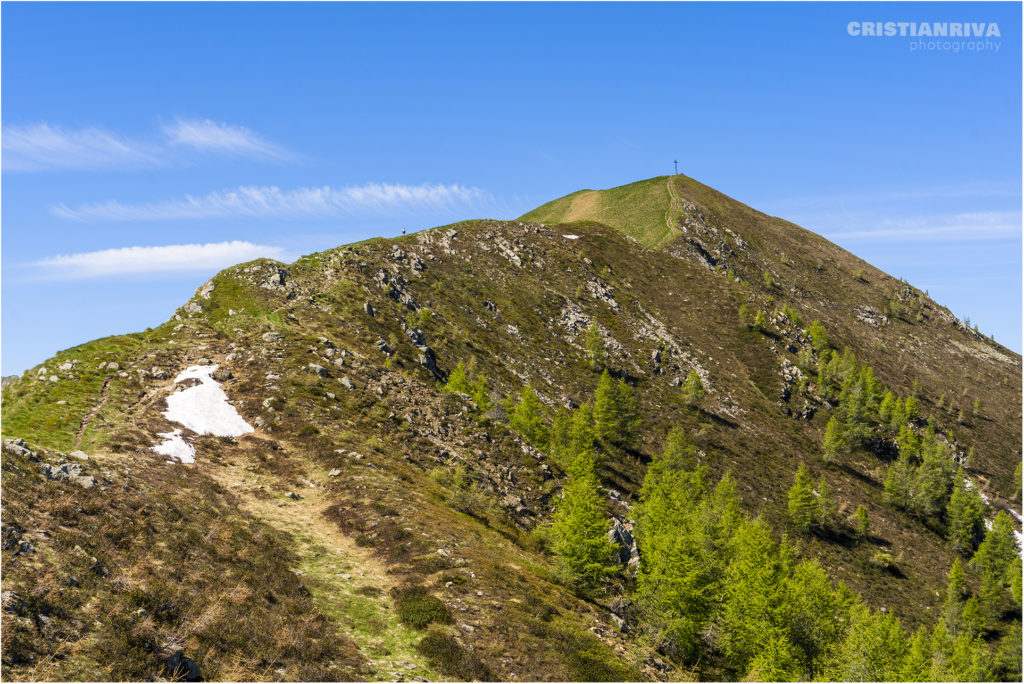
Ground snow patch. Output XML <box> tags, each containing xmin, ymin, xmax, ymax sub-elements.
<box><xmin>149</xmin><ymin>364</ymin><xmax>253</xmax><ymax>464</ymax></box>
<box><xmin>963</xmin><ymin>477</ymin><xmax>991</xmax><ymax>504</ymax></box>
<box><xmin>1010</xmin><ymin>508</ymin><xmax>1024</xmax><ymax>560</ymax></box>
<box><xmin>562</xmin><ymin>234</ymin><xmax>580</xmax><ymax>240</ymax></box>
<box><xmin>163</xmin><ymin>365</ymin><xmax>254</xmax><ymax>437</ymax></box>
<box><xmin>151</xmin><ymin>429</ymin><xmax>196</xmax><ymax>464</ymax></box>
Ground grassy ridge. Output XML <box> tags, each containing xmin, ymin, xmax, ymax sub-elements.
<box><xmin>520</xmin><ymin>176</ymin><xmax>672</xmax><ymax>246</ymax></box>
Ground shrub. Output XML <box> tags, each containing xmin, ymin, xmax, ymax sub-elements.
<box><xmin>871</xmin><ymin>552</ymin><xmax>894</xmax><ymax>570</ymax></box>
<box><xmin>753</xmin><ymin>310</ymin><xmax>768</xmax><ymax>332</ymax></box>
<box><xmin>584</xmin><ymin>321</ymin><xmax>605</xmax><ymax>370</ymax></box>
<box><xmin>416</xmin><ymin>628</ymin><xmax>493</xmax><ymax>681</ymax></box>
<box><xmin>806</xmin><ymin>320</ymin><xmax>829</xmax><ymax>353</ymax></box>
<box><xmin>782</xmin><ymin>305</ymin><xmax>803</xmax><ymax>327</ymax></box>
<box><xmin>681</xmin><ymin>369</ymin><xmax>706</xmax><ymax>409</ymax></box>
<box><xmin>854</xmin><ymin>505</ymin><xmax>870</xmax><ymax>540</ymax></box>
<box><xmin>393</xmin><ymin>586</ymin><xmax>452</xmax><ymax>629</ymax></box>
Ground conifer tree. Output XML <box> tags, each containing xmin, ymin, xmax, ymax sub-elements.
<box><xmin>900</xmin><ymin>626</ymin><xmax>932</xmax><ymax>681</ymax></box>
<box><xmin>681</xmin><ymin>369</ymin><xmax>706</xmax><ymax>409</ymax></box>
<box><xmin>469</xmin><ymin>376</ymin><xmax>490</xmax><ymax>411</ymax></box>
<box><xmin>858</xmin><ymin>365</ymin><xmax>882</xmax><ymax>418</ymax></box>
<box><xmin>509</xmin><ymin>386</ymin><xmax>548</xmax><ymax>448</ymax></box>
<box><xmin>971</xmin><ymin>510</ymin><xmax>1018</xmax><ymax>621</ymax></box>
<box><xmin>927</xmin><ymin>621</ymin><xmax>954</xmax><ymax>681</ymax></box>
<box><xmin>593</xmin><ymin>370</ymin><xmax>641</xmax><ymax>444</ymax></box>
<box><xmin>549</xmin><ymin>451</ymin><xmax>616</xmax><ymax>591</ymax></box>
<box><xmin>909</xmin><ymin>433</ymin><xmax>952</xmax><ymax>518</ymax></box>
<box><xmin>992</xmin><ymin>622</ymin><xmax>1023</xmax><ymax>682</ymax></box>
<box><xmin>444</xmin><ymin>361</ymin><xmax>490</xmax><ymax>409</ymax></box>
<box><xmin>753</xmin><ymin>310</ymin><xmax>768</xmax><ymax>332</ymax></box>
<box><xmin>831</xmin><ymin>602</ymin><xmax>908</xmax><ymax>682</ymax></box>
<box><xmin>815</xmin><ymin>476</ymin><xmax>837</xmax><ymax>528</ymax></box>
<box><xmin>943</xmin><ymin>558</ymin><xmax>967</xmax><ymax>633</ymax></box>
<box><xmin>884</xmin><ymin>455</ymin><xmax>914</xmax><ymax>507</ymax></box>
<box><xmin>444</xmin><ymin>362</ymin><xmax>471</xmax><ymax>394</ymax></box>
<box><xmin>592</xmin><ymin>370</ymin><xmax>618</xmax><ymax>442</ymax></box>
<box><xmin>897</xmin><ymin>424</ymin><xmax>920</xmax><ymax>460</ymax></box>
<box><xmin>946</xmin><ymin>480</ymin><xmax>986</xmax><ymax>556</ymax></box>
<box><xmin>821</xmin><ymin>416</ymin><xmax>845</xmax><ymax>464</ymax></box>
<box><xmin>583</xmin><ymin>321</ymin><xmax>605</xmax><ymax>370</ymax></box>
<box><xmin>841</xmin><ymin>379</ymin><xmax>871</xmax><ymax>448</ymax></box>
<box><xmin>569</xmin><ymin>402</ymin><xmax>596</xmax><ymax>459</ymax></box>
<box><xmin>807</xmin><ymin>320</ymin><xmax>830</xmax><ymax>353</ymax></box>
<box><xmin>787</xmin><ymin>464</ymin><xmax>818</xmax><ymax>533</ymax></box>
<box><xmin>550</xmin><ymin>402</ymin><xmax>597</xmax><ymax>469</ymax></box>
<box><xmin>958</xmin><ymin>596</ymin><xmax>986</xmax><ymax>637</ymax></box>
<box><xmin>613</xmin><ymin>377</ymin><xmax>641</xmax><ymax>441</ymax></box>
<box><xmin>633</xmin><ymin>430</ymin><xmax>717</xmax><ymax>662</ymax></box>
<box><xmin>719</xmin><ymin>519</ymin><xmax>795</xmax><ymax>674</ymax></box>
<box><xmin>784</xmin><ymin>560</ymin><xmax>850</xmax><ymax>678</ymax></box>
<box><xmin>904</xmin><ymin>395</ymin><xmax>919</xmax><ymax>423</ymax></box>
<box><xmin>738</xmin><ymin>303</ymin><xmax>753</xmax><ymax>329</ymax></box>
<box><xmin>1010</xmin><ymin>555</ymin><xmax>1022</xmax><ymax>609</ymax></box>
<box><xmin>854</xmin><ymin>504</ymin><xmax>870</xmax><ymax>540</ymax></box>
<box><xmin>879</xmin><ymin>391</ymin><xmax>897</xmax><ymax>425</ymax></box>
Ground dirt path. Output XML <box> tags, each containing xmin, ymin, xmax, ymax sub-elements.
<box><xmin>654</xmin><ymin>175</ymin><xmax>684</xmax><ymax>249</ymax></box>
<box><xmin>73</xmin><ymin>377</ymin><xmax>112</xmax><ymax>450</ymax></box>
<box><xmin>207</xmin><ymin>455</ymin><xmax>436</xmax><ymax>681</ymax></box>
<box><xmin>564</xmin><ymin>190</ymin><xmax>599</xmax><ymax>222</ymax></box>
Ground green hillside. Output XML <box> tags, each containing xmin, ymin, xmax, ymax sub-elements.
<box><xmin>3</xmin><ymin>175</ymin><xmax>1021</xmax><ymax>682</ymax></box>
<box><xmin>520</xmin><ymin>176</ymin><xmax>676</xmax><ymax>247</ymax></box>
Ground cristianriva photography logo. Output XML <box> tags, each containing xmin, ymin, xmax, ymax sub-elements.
<box><xmin>847</xmin><ymin>21</ymin><xmax>1002</xmax><ymax>52</ymax></box>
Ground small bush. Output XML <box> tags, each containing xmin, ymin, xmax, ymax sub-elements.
<box><xmin>393</xmin><ymin>585</ymin><xmax>452</xmax><ymax>629</ymax></box>
<box><xmin>416</xmin><ymin>627</ymin><xmax>493</xmax><ymax>680</ymax></box>
<box><xmin>871</xmin><ymin>552</ymin><xmax>894</xmax><ymax>569</ymax></box>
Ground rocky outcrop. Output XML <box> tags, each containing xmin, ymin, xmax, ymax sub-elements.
<box><xmin>41</xmin><ymin>461</ymin><xmax>96</xmax><ymax>489</ymax></box>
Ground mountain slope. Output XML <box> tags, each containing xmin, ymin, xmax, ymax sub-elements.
<box><xmin>2</xmin><ymin>176</ymin><xmax>1021</xmax><ymax>681</ymax></box>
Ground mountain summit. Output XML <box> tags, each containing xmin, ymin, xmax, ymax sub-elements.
<box><xmin>3</xmin><ymin>175</ymin><xmax>1021</xmax><ymax>681</ymax></box>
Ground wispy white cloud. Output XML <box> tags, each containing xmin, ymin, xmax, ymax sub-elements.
<box><xmin>825</xmin><ymin>210</ymin><xmax>1022</xmax><ymax>242</ymax></box>
<box><xmin>162</xmin><ymin>118</ymin><xmax>289</xmax><ymax>159</ymax></box>
<box><xmin>3</xmin><ymin>123</ymin><xmax>160</xmax><ymax>171</ymax></box>
<box><xmin>4</xmin><ymin>119</ymin><xmax>290</xmax><ymax>171</ymax></box>
<box><xmin>53</xmin><ymin>182</ymin><xmax>494</xmax><ymax>221</ymax></box>
<box><xmin>33</xmin><ymin>241</ymin><xmax>287</xmax><ymax>279</ymax></box>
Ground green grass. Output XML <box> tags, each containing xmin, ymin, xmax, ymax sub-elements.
<box><xmin>520</xmin><ymin>176</ymin><xmax>672</xmax><ymax>246</ymax></box>
<box><xmin>298</xmin><ymin>542</ymin><xmax>437</xmax><ymax>681</ymax></box>
<box><xmin>0</xmin><ymin>333</ymin><xmax>152</xmax><ymax>451</ymax></box>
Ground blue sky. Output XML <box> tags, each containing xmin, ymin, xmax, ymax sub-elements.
<box><xmin>3</xmin><ymin>1</ymin><xmax>1020</xmax><ymax>374</ymax></box>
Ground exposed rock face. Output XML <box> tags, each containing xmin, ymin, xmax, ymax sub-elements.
<box><xmin>854</xmin><ymin>306</ymin><xmax>888</xmax><ymax>327</ymax></box>
<box><xmin>41</xmin><ymin>462</ymin><xmax>95</xmax><ymax>489</ymax></box>
<box><xmin>261</xmin><ymin>268</ymin><xmax>289</xmax><ymax>293</ymax></box>
<box><xmin>3</xmin><ymin>438</ymin><xmax>36</xmax><ymax>460</ymax></box>
<box><xmin>608</xmin><ymin>520</ymin><xmax>634</xmax><ymax>565</ymax></box>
